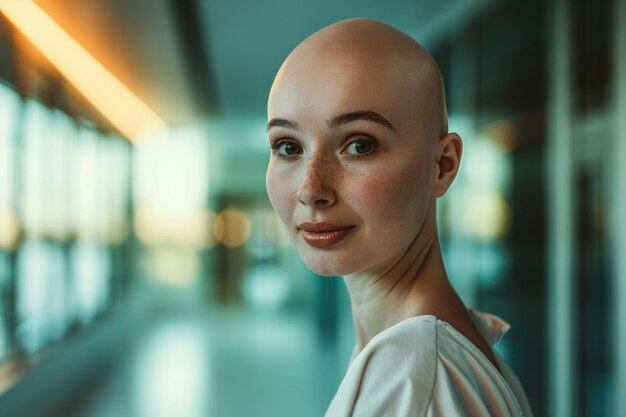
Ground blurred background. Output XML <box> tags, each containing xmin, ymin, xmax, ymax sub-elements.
<box><xmin>0</xmin><ymin>0</ymin><xmax>624</xmax><ymax>416</ymax></box>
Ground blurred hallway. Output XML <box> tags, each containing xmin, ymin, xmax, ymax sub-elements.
<box><xmin>68</xmin><ymin>303</ymin><xmax>347</xmax><ymax>417</ymax></box>
<box><xmin>1</xmin><ymin>0</ymin><xmax>626</xmax><ymax>416</ymax></box>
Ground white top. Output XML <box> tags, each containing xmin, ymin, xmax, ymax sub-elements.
<box><xmin>325</xmin><ymin>310</ymin><xmax>534</xmax><ymax>417</ymax></box>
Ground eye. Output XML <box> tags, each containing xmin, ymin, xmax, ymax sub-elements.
<box><xmin>344</xmin><ymin>137</ymin><xmax>377</xmax><ymax>157</ymax></box>
<box><xmin>270</xmin><ymin>140</ymin><xmax>302</xmax><ymax>157</ymax></box>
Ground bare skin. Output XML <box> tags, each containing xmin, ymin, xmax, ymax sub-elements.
<box><xmin>266</xmin><ymin>18</ymin><xmax>501</xmax><ymax>373</ymax></box>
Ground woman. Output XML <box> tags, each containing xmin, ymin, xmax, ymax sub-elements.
<box><xmin>265</xmin><ymin>18</ymin><xmax>534</xmax><ymax>417</ymax></box>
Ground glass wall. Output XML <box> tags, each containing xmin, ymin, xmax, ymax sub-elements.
<box><xmin>0</xmin><ymin>80</ymin><xmax>20</xmax><ymax>363</ymax></box>
<box><xmin>0</xmin><ymin>18</ymin><xmax>133</xmax><ymax>390</ymax></box>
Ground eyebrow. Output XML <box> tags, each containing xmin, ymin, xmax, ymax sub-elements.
<box><xmin>266</xmin><ymin>110</ymin><xmax>396</xmax><ymax>132</ymax></box>
<box><xmin>266</xmin><ymin>118</ymin><xmax>298</xmax><ymax>131</ymax></box>
<box><xmin>329</xmin><ymin>110</ymin><xmax>396</xmax><ymax>131</ymax></box>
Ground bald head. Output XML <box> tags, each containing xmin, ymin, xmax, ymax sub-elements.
<box><xmin>268</xmin><ymin>18</ymin><xmax>448</xmax><ymax>143</ymax></box>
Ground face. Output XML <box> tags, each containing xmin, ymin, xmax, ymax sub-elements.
<box><xmin>266</xmin><ymin>51</ymin><xmax>437</xmax><ymax>277</ymax></box>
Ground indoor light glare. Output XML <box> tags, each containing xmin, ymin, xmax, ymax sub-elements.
<box><xmin>0</xmin><ymin>1</ymin><xmax>167</xmax><ymax>140</ymax></box>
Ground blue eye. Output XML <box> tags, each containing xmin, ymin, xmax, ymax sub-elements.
<box><xmin>345</xmin><ymin>138</ymin><xmax>376</xmax><ymax>157</ymax></box>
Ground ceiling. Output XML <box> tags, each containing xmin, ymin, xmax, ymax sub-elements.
<box><xmin>32</xmin><ymin>0</ymin><xmax>499</xmax><ymax>126</ymax></box>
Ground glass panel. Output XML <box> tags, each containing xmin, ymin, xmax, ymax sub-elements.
<box><xmin>67</xmin><ymin>127</ymin><xmax>115</xmax><ymax>322</ymax></box>
<box><xmin>47</xmin><ymin>110</ymin><xmax>76</xmax><ymax>241</ymax></box>
<box><xmin>576</xmin><ymin>163</ymin><xmax>614</xmax><ymax>416</ymax></box>
<box><xmin>69</xmin><ymin>240</ymin><xmax>110</xmax><ymax>324</ymax></box>
<box><xmin>570</xmin><ymin>0</ymin><xmax>613</xmax><ymax>112</ymax></box>
<box><xmin>0</xmin><ymin>82</ymin><xmax>21</xmax><ymax>362</ymax></box>
<box><xmin>15</xmin><ymin>239</ymin><xmax>67</xmax><ymax>353</ymax></box>
<box><xmin>20</xmin><ymin>99</ymin><xmax>50</xmax><ymax>238</ymax></box>
<box><xmin>108</xmin><ymin>137</ymin><xmax>131</xmax><ymax>245</ymax></box>
<box><xmin>108</xmin><ymin>136</ymin><xmax>131</xmax><ymax>303</ymax></box>
<box><xmin>0</xmin><ymin>82</ymin><xmax>20</xmax><ymax>250</ymax></box>
<box><xmin>72</xmin><ymin>126</ymin><xmax>100</xmax><ymax>240</ymax></box>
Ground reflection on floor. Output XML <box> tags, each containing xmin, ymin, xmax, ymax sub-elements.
<box><xmin>70</xmin><ymin>306</ymin><xmax>349</xmax><ymax>417</ymax></box>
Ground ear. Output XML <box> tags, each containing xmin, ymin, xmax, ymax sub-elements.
<box><xmin>432</xmin><ymin>132</ymin><xmax>462</xmax><ymax>198</ymax></box>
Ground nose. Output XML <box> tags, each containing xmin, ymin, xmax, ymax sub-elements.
<box><xmin>296</xmin><ymin>155</ymin><xmax>337</xmax><ymax>209</ymax></box>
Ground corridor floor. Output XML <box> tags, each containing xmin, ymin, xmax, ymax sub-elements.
<box><xmin>69</xmin><ymin>306</ymin><xmax>349</xmax><ymax>417</ymax></box>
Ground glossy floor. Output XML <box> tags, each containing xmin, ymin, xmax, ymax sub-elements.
<box><xmin>70</xmin><ymin>307</ymin><xmax>351</xmax><ymax>417</ymax></box>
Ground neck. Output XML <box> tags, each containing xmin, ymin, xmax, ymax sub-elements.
<box><xmin>343</xmin><ymin>201</ymin><xmax>465</xmax><ymax>351</ymax></box>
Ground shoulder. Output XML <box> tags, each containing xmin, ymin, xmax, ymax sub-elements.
<box><xmin>326</xmin><ymin>313</ymin><xmax>531</xmax><ymax>417</ymax></box>
<box><xmin>362</xmin><ymin>315</ymin><xmax>439</xmax><ymax>367</ymax></box>
<box><xmin>348</xmin><ymin>317</ymin><xmax>440</xmax><ymax>417</ymax></box>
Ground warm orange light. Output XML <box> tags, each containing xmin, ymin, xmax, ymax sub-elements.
<box><xmin>0</xmin><ymin>1</ymin><xmax>167</xmax><ymax>141</ymax></box>
<box><xmin>0</xmin><ymin>209</ymin><xmax>20</xmax><ymax>250</ymax></box>
<box><xmin>214</xmin><ymin>209</ymin><xmax>251</xmax><ymax>248</ymax></box>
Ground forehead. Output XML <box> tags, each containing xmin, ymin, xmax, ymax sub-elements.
<box><xmin>268</xmin><ymin>52</ymin><xmax>420</xmax><ymax>133</ymax></box>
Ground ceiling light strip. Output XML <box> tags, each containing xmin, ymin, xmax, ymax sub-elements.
<box><xmin>0</xmin><ymin>1</ymin><xmax>167</xmax><ymax>141</ymax></box>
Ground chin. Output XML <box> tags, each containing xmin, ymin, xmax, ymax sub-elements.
<box><xmin>300</xmin><ymin>254</ymin><xmax>356</xmax><ymax>277</ymax></box>
<box><xmin>306</xmin><ymin>265</ymin><xmax>342</xmax><ymax>277</ymax></box>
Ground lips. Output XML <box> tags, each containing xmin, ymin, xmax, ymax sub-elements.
<box><xmin>298</xmin><ymin>222</ymin><xmax>354</xmax><ymax>248</ymax></box>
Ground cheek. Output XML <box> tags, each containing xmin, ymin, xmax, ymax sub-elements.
<box><xmin>266</xmin><ymin>164</ymin><xmax>295</xmax><ymax>223</ymax></box>
<box><xmin>349</xmin><ymin>162</ymin><xmax>429</xmax><ymax>232</ymax></box>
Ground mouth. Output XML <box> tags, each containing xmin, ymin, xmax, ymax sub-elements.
<box><xmin>297</xmin><ymin>222</ymin><xmax>355</xmax><ymax>248</ymax></box>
